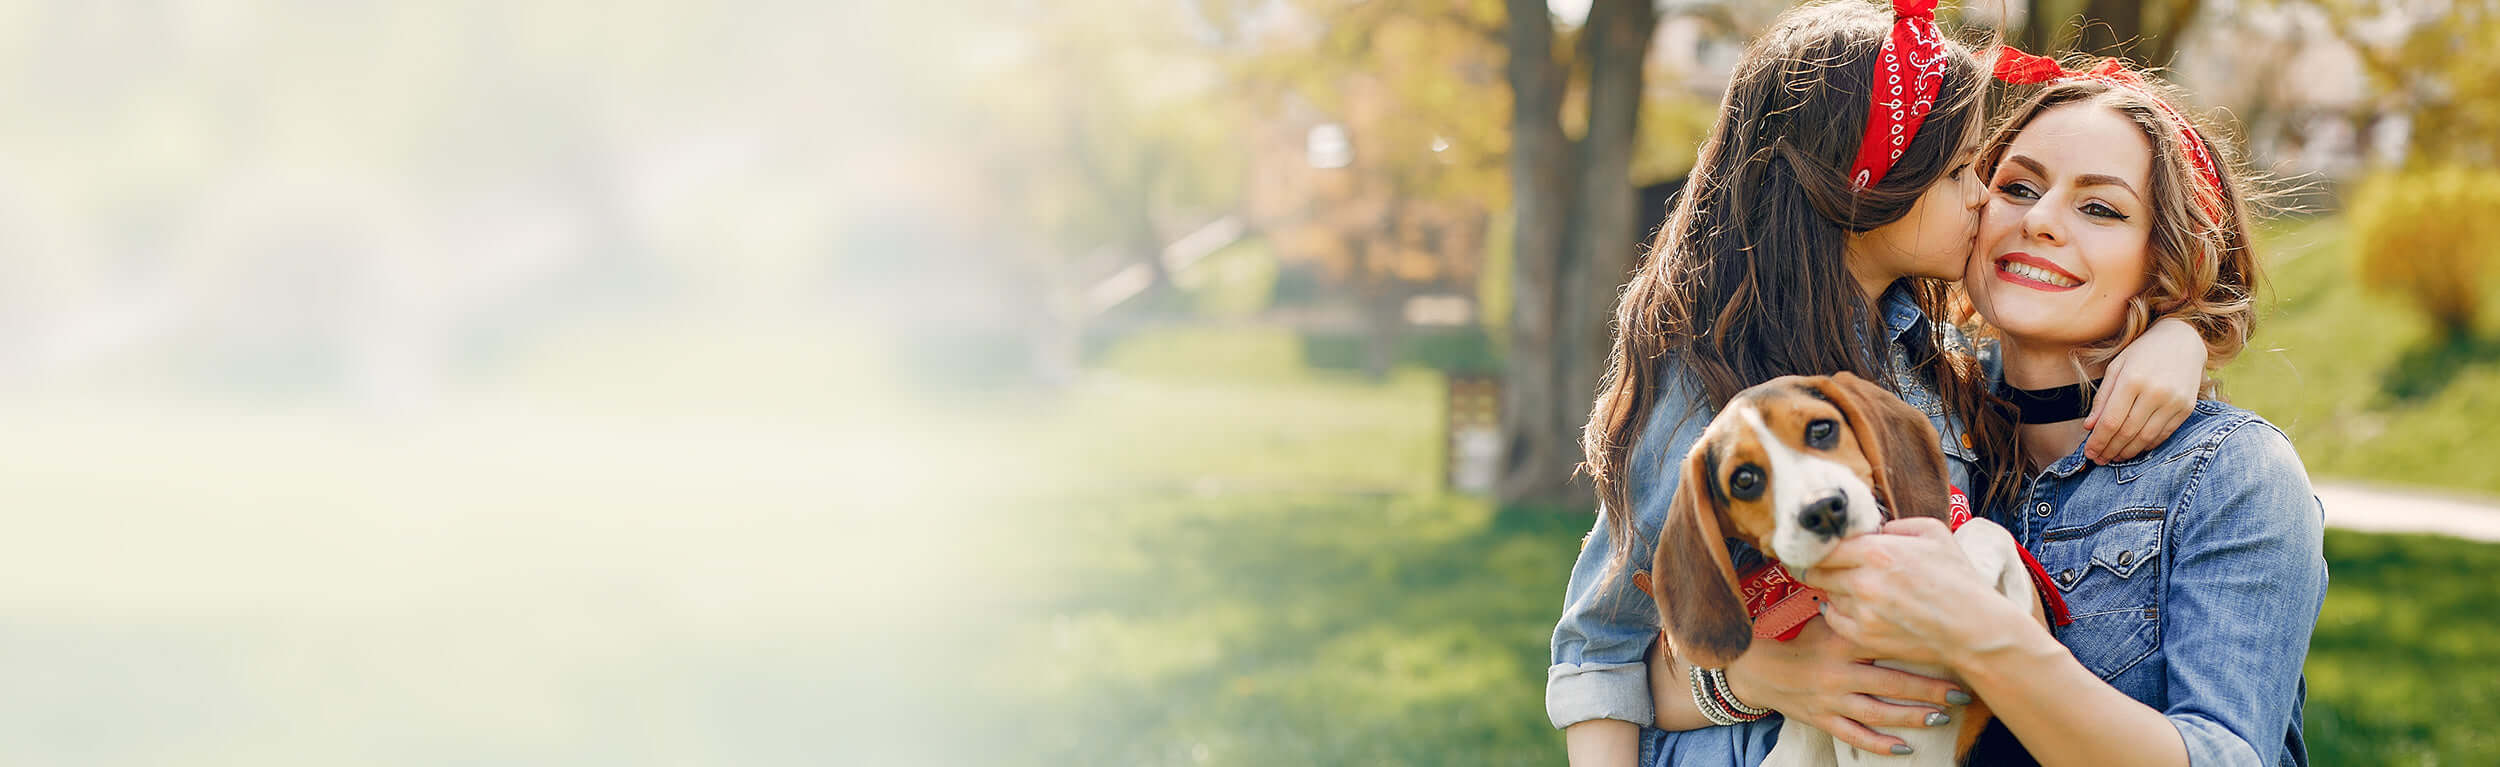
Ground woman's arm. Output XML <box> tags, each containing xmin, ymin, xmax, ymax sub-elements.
<box><xmin>2085</xmin><ymin>317</ymin><xmax>2207</xmax><ymax>463</ymax></box>
<box><xmin>1952</xmin><ymin>615</ymin><xmax>2190</xmax><ymax>766</ymax></box>
<box><xmin>2139</xmin><ymin>423</ymin><xmax>2327</xmax><ymax>765</ymax></box>
<box><xmin>1803</xmin><ymin>520</ymin><xmax>2191</xmax><ymax>767</ymax></box>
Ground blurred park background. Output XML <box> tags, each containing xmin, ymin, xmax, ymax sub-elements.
<box><xmin>0</xmin><ymin>0</ymin><xmax>2492</xmax><ymax>765</ymax></box>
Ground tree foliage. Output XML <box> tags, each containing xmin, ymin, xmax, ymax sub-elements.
<box><xmin>2349</xmin><ymin>167</ymin><xmax>2499</xmax><ymax>340</ymax></box>
<box><xmin>2302</xmin><ymin>0</ymin><xmax>2500</xmax><ymax>167</ymax></box>
<box><xmin>1233</xmin><ymin>0</ymin><xmax>1508</xmax><ymax>292</ymax></box>
<box><xmin>964</xmin><ymin>0</ymin><xmax>1250</xmax><ymax>301</ymax></box>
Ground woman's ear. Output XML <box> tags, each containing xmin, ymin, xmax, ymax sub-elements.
<box><xmin>1818</xmin><ymin>371</ymin><xmax>1952</xmax><ymax>521</ymax></box>
<box><xmin>1653</xmin><ymin>443</ymin><xmax>1753</xmax><ymax>668</ymax></box>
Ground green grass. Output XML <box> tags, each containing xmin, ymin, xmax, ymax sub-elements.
<box><xmin>982</xmin><ymin>336</ymin><xmax>1583</xmax><ymax>764</ymax></box>
<box><xmin>972</xmin><ymin>321</ymin><xmax>2500</xmax><ymax>766</ymax></box>
<box><xmin>2308</xmin><ymin>531</ymin><xmax>2500</xmax><ymax>763</ymax></box>
<box><xmin>2225</xmin><ymin>216</ymin><xmax>2500</xmax><ymax>496</ymax></box>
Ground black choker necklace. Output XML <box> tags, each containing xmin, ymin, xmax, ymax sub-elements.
<box><xmin>1999</xmin><ymin>378</ymin><xmax>2101</xmax><ymax>424</ymax></box>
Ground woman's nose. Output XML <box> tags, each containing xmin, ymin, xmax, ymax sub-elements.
<box><xmin>2022</xmin><ymin>203</ymin><xmax>2061</xmax><ymax>243</ymax></box>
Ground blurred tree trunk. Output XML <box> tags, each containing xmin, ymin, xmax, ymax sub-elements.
<box><xmin>1499</xmin><ymin>0</ymin><xmax>1572</xmax><ymax>507</ymax></box>
<box><xmin>1359</xmin><ymin>195</ymin><xmax>1410</xmax><ymax>380</ymax></box>
<box><xmin>1499</xmin><ymin>0</ymin><xmax>1657</xmax><ymax>508</ymax></box>
<box><xmin>2075</xmin><ymin>0</ymin><xmax>2145</xmax><ymax>58</ymax></box>
<box><xmin>1361</xmin><ymin>279</ymin><xmax>1410</xmax><ymax>379</ymax></box>
<box><xmin>2018</xmin><ymin>0</ymin><xmax>2059</xmax><ymax>53</ymax></box>
<box><xmin>2138</xmin><ymin>0</ymin><xmax>2201</xmax><ymax>66</ymax></box>
<box><xmin>2034</xmin><ymin>0</ymin><xmax>2202</xmax><ymax>66</ymax></box>
<box><xmin>1560</xmin><ymin>0</ymin><xmax>1659</xmax><ymax>502</ymax></box>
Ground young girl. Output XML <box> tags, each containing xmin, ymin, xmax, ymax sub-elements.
<box><xmin>1800</xmin><ymin>53</ymin><xmax>2326</xmax><ymax>766</ymax></box>
<box><xmin>1550</xmin><ymin>2</ymin><xmax>2211</xmax><ymax>764</ymax></box>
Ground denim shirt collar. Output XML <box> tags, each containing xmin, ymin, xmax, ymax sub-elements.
<box><xmin>1850</xmin><ymin>280</ymin><xmax>1930</xmax><ymax>359</ymax></box>
<box><xmin>2039</xmin><ymin>442</ymin><xmax>2097</xmax><ymax>478</ymax></box>
<box><xmin>1878</xmin><ymin>280</ymin><xmax>1927</xmax><ymax>348</ymax></box>
<box><xmin>1867</xmin><ymin>281</ymin><xmax>1982</xmax><ymax>464</ymax></box>
<box><xmin>2033</xmin><ymin>400</ymin><xmax>2178</xmax><ymax>480</ymax></box>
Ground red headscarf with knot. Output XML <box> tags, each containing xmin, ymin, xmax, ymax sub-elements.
<box><xmin>1847</xmin><ymin>0</ymin><xmax>1948</xmax><ymax>192</ymax></box>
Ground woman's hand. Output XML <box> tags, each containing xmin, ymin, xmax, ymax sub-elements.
<box><xmin>2086</xmin><ymin>316</ymin><xmax>2207</xmax><ymax>463</ymax></box>
<box><xmin>1718</xmin><ymin>615</ymin><xmax>1965</xmax><ymax>754</ymax></box>
<box><xmin>1801</xmin><ymin>518</ymin><xmax>2037</xmax><ymax>668</ymax></box>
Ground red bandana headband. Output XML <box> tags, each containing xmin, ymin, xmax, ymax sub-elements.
<box><xmin>1848</xmin><ymin>0</ymin><xmax>1947</xmax><ymax>191</ymax></box>
<box><xmin>1992</xmin><ymin>45</ymin><xmax>2228</xmax><ymax>224</ymax></box>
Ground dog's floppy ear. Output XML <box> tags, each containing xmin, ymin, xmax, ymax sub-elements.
<box><xmin>1819</xmin><ymin>371</ymin><xmax>1952</xmax><ymax>521</ymax></box>
<box><xmin>1653</xmin><ymin>441</ymin><xmax>1752</xmax><ymax>668</ymax></box>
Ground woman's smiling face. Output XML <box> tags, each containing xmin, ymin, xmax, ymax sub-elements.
<box><xmin>1966</xmin><ymin>102</ymin><xmax>2156</xmax><ymax>348</ymax></box>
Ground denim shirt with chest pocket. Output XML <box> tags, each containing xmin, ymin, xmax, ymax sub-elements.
<box><xmin>1999</xmin><ymin>401</ymin><xmax>2327</xmax><ymax>767</ymax></box>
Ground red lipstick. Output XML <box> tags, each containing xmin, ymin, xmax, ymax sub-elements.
<box><xmin>1994</xmin><ymin>252</ymin><xmax>2083</xmax><ymax>291</ymax></box>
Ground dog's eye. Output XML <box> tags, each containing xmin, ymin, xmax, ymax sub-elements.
<box><xmin>1728</xmin><ymin>465</ymin><xmax>1764</xmax><ymax>500</ymax></box>
<box><xmin>1805</xmin><ymin>419</ymin><xmax>1838</xmax><ymax>449</ymax></box>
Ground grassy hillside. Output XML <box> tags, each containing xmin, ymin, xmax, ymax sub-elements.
<box><xmin>2224</xmin><ymin>217</ymin><xmax>2500</xmax><ymax>496</ymax></box>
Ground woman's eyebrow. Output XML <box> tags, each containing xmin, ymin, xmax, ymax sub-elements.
<box><xmin>2006</xmin><ymin>153</ymin><xmax>2140</xmax><ymax>198</ymax></box>
<box><xmin>2075</xmin><ymin>173</ymin><xmax>2139</xmax><ymax>198</ymax></box>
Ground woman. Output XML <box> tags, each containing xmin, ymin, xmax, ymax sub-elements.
<box><xmin>1799</xmin><ymin>55</ymin><xmax>2328</xmax><ymax>767</ymax></box>
<box><xmin>1549</xmin><ymin>2</ymin><xmax>2213</xmax><ymax>763</ymax></box>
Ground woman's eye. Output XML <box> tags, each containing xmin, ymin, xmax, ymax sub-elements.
<box><xmin>2083</xmin><ymin>202</ymin><xmax>2130</xmax><ymax>221</ymax></box>
<box><xmin>1729</xmin><ymin>466</ymin><xmax>1764</xmax><ymax>500</ymax></box>
<box><xmin>1805</xmin><ymin>420</ymin><xmax>1838</xmax><ymax>449</ymax></box>
<box><xmin>1996</xmin><ymin>182</ymin><xmax>2037</xmax><ymax>200</ymax></box>
<box><xmin>1951</xmin><ymin>162</ymin><xmax>1971</xmax><ymax>179</ymax></box>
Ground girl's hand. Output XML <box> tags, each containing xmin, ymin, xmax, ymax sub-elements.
<box><xmin>1799</xmin><ymin>519</ymin><xmax>2026</xmax><ymax>668</ymax></box>
<box><xmin>1720</xmin><ymin>617</ymin><xmax>1964</xmax><ymax>755</ymax></box>
<box><xmin>2085</xmin><ymin>317</ymin><xmax>2207</xmax><ymax>463</ymax></box>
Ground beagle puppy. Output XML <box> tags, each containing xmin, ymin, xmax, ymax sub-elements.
<box><xmin>1648</xmin><ymin>372</ymin><xmax>2046</xmax><ymax>767</ymax></box>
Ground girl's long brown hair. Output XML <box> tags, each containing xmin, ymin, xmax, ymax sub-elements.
<box><xmin>1581</xmin><ymin>0</ymin><xmax>2016</xmax><ymax>582</ymax></box>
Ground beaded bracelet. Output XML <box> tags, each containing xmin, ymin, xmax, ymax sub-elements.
<box><xmin>1688</xmin><ymin>665</ymin><xmax>1770</xmax><ymax>725</ymax></box>
<box><xmin>1708</xmin><ymin>667</ymin><xmax>1773</xmax><ymax>719</ymax></box>
<box><xmin>1687</xmin><ymin>664</ymin><xmax>1735</xmax><ymax>725</ymax></box>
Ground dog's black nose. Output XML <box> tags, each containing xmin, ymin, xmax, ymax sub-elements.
<box><xmin>1800</xmin><ymin>494</ymin><xmax>1848</xmax><ymax>537</ymax></box>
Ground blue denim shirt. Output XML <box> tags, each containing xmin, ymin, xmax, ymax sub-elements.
<box><xmin>2004</xmin><ymin>400</ymin><xmax>2326</xmax><ymax>766</ymax></box>
<box><xmin>1546</xmin><ymin>286</ymin><xmax>1981</xmax><ymax>729</ymax></box>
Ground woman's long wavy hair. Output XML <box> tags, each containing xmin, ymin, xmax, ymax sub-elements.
<box><xmin>1958</xmin><ymin>71</ymin><xmax>2262</xmax><ymax>484</ymax></box>
<box><xmin>1580</xmin><ymin>0</ymin><xmax>2013</xmax><ymax>583</ymax></box>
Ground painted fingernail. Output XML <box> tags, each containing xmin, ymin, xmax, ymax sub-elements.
<box><xmin>1946</xmin><ymin>690</ymin><xmax>1973</xmax><ymax>705</ymax></box>
<box><xmin>1892</xmin><ymin>744</ymin><xmax>1915</xmax><ymax>756</ymax></box>
<box><xmin>1925</xmin><ymin>711</ymin><xmax>1952</xmax><ymax>727</ymax></box>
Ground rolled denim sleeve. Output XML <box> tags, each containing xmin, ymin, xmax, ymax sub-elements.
<box><xmin>1548</xmin><ymin>372</ymin><xmax>1714</xmax><ymax>730</ymax></box>
<box><xmin>2161</xmin><ymin>422</ymin><xmax>2328</xmax><ymax>766</ymax></box>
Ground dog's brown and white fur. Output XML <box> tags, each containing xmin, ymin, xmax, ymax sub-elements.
<box><xmin>1647</xmin><ymin>373</ymin><xmax>2046</xmax><ymax>767</ymax></box>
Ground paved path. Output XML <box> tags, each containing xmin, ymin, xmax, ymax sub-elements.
<box><xmin>2317</xmin><ymin>481</ymin><xmax>2500</xmax><ymax>542</ymax></box>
